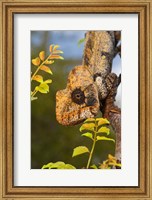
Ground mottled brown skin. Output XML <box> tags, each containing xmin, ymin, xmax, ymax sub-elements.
<box><xmin>56</xmin><ymin>31</ymin><xmax>120</xmax><ymax>126</ymax></box>
<box><xmin>56</xmin><ymin>66</ymin><xmax>99</xmax><ymax>126</ymax></box>
<box><xmin>83</xmin><ymin>31</ymin><xmax>117</xmax><ymax>100</ymax></box>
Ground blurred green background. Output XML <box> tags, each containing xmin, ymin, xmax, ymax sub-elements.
<box><xmin>31</xmin><ymin>31</ymin><xmax>121</xmax><ymax>169</ymax></box>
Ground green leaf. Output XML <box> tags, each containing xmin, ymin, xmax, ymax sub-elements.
<box><xmin>42</xmin><ymin>162</ymin><xmax>53</xmax><ymax>169</ymax></box>
<box><xmin>97</xmin><ymin>118</ymin><xmax>110</xmax><ymax>126</ymax></box>
<box><xmin>40</xmin><ymin>65</ymin><xmax>53</xmax><ymax>74</ymax></box>
<box><xmin>33</xmin><ymin>75</ymin><xmax>43</xmax><ymax>83</ymax></box>
<box><xmin>84</xmin><ymin>118</ymin><xmax>95</xmax><ymax>123</ymax></box>
<box><xmin>96</xmin><ymin>136</ymin><xmax>115</xmax><ymax>143</ymax></box>
<box><xmin>44</xmin><ymin>79</ymin><xmax>52</xmax><ymax>84</ymax></box>
<box><xmin>97</xmin><ymin>126</ymin><xmax>110</xmax><ymax>135</ymax></box>
<box><xmin>72</xmin><ymin>146</ymin><xmax>89</xmax><ymax>157</ymax></box>
<box><xmin>36</xmin><ymin>83</ymin><xmax>49</xmax><ymax>94</ymax></box>
<box><xmin>49</xmin><ymin>161</ymin><xmax>65</xmax><ymax>169</ymax></box>
<box><xmin>79</xmin><ymin>123</ymin><xmax>95</xmax><ymax>132</ymax></box>
<box><xmin>90</xmin><ymin>164</ymin><xmax>98</xmax><ymax>169</ymax></box>
<box><xmin>42</xmin><ymin>162</ymin><xmax>76</xmax><ymax>169</ymax></box>
<box><xmin>78</xmin><ymin>38</ymin><xmax>85</xmax><ymax>46</ymax></box>
<box><xmin>81</xmin><ymin>132</ymin><xmax>93</xmax><ymax>140</ymax></box>
<box><xmin>64</xmin><ymin>164</ymin><xmax>76</xmax><ymax>169</ymax></box>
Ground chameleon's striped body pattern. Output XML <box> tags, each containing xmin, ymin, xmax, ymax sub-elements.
<box><xmin>56</xmin><ymin>31</ymin><xmax>118</xmax><ymax>126</ymax></box>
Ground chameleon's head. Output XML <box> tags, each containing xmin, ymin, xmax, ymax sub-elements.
<box><xmin>56</xmin><ymin>65</ymin><xmax>99</xmax><ymax>126</ymax></box>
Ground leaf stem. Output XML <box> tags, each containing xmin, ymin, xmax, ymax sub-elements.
<box><xmin>31</xmin><ymin>54</ymin><xmax>51</xmax><ymax>81</ymax></box>
<box><xmin>86</xmin><ymin>120</ymin><xmax>97</xmax><ymax>169</ymax></box>
<box><xmin>31</xmin><ymin>90</ymin><xmax>38</xmax><ymax>98</ymax></box>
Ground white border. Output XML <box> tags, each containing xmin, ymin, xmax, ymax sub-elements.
<box><xmin>14</xmin><ymin>14</ymin><xmax>138</xmax><ymax>186</ymax></box>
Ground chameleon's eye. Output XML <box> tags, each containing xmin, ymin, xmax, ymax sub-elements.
<box><xmin>71</xmin><ymin>88</ymin><xmax>85</xmax><ymax>105</ymax></box>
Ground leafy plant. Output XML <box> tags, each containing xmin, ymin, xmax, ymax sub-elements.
<box><xmin>31</xmin><ymin>44</ymin><xmax>64</xmax><ymax>101</ymax></box>
<box><xmin>42</xmin><ymin>161</ymin><xmax>76</xmax><ymax>169</ymax></box>
<box><xmin>42</xmin><ymin>117</ymin><xmax>116</xmax><ymax>169</ymax></box>
<box><xmin>99</xmin><ymin>154</ymin><xmax>121</xmax><ymax>169</ymax></box>
<box><xmin>72</xmin><ymin>118</ymin><xmax>115</xmax><ymax>169</ymax></box>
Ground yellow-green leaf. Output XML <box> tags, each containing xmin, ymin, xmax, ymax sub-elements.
<box><xmin>97</xmin><ymin>118</ymin><xmax>110</xmax><ymax>126</ymax></box>
<box><xmin>45</xmin><ymin>60</ymin><xmax>54</xmax><ymax>65</ymax></box>
<box><xmin>49</xmin><ymin>161</ymin><xmax>64</xmax><ymax>169</ymax></box>
<box><xmin>49</xmin><ymin>45</ymin><xmax>53</xmax><ymax>53</ymax></box>
<box><xmin>33</xmin><ymin>75</ymin><xmax>43</xmax><ymax>83</ymax></box>
<box><xmin>84</xmin><ymin>118</ymin><xmax>95</xmax><ymax>123</ymax></box>
<box><xmin>40</xmin><ymin>65</ymin><xmax>53</xmax><ymax>74</ymax></box>
<box><xmin>90</xmin><ymin>164</ymin><xmax>98</xmax><ymax>169</ymax></box>
<box><xmin>40</xmin><ymin>83</ymin><xmax>49</xmax><ymax>91</ymax></box>
<box><xmin>81</xmin><ymin>132</ymin><xmax>93</xmax><ymax>140</ymax></box>
<box><xmin>49</xmin><ymin>55</ymin><xmax>64</xmax><ymax>60</ymax></box>
<box><xmin>97</xmin><ymin>126</ymin><xmax>110</xmax><ymax>135</ymax></box>
<box><xmin>35</xmin><ymin>86</ymin><xmax>47</xmax><ymax>93</ymax></box>
<box><xmin>64</xmin><ymin>164</ymin><xmax>76</xmax><ymax>169</ymax></box>
<box><xmin>42</xmin><ymin>162</ymin><xmax>76</xmax><ymax>169</ymax></box>
<box><xmin>32</xmin><ymin>57</ymin><xmax>40</xmax><ymax>66</ymax></box>
<box><xmin>42</xmin><ymin>162</ymin><xmax>53</xmax><ymax>169</ymax></box>
<box><xmin>79</xmin><ymin>123</ymin><xmax>95</xmax><ymax>132</ymax></box>
<box><xmin>44</xmin><ymin>79</ymin><xmax>52</xmax><ymax>84</ymax></box>
<box><xmin>36</xmin><ymin>83</ymin><xmax>49</xmax><ymax>93</ymax></box>
<box><xmin>35</xmin><ymin>86</ymin><xmax>39</xmax><ymax>91</ymax></box>
<box><xmin>96</xmin><ymin>136</ymin><xmax>115</xmax><ymax>143</ymax></box>
<box><xmin>72</xmin><ymin>146</ymin><xmax>89</xmax><ymax>157</ymax></box>
<box><xmin>39</xmin><ymin>51</ymin><xmax>45</xmax><ymax>61</ymax></box>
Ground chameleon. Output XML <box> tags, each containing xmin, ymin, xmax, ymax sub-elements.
<box><xmin>56</xmin><ymin>31</ymin><xmax>120</xmax><ymax>126</ymax></box>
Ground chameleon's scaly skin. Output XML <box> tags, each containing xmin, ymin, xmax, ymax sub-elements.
<box><xmin>83</xmin><ymin>31</ymin><xmax>115</xmax><ymax>76</ymax></box>
<box><xmin>56</xmin><ymin>66</ymin><xmax>99</xmax><ymax>126</ymax></box>
<box><xmin>56</xmin><ymin>31</ymin><xmax>117</xmax><ymax>126</ymax></box>
<box><xmin>83</xmin><ymin>31</ymin><xmax>116</xmax><ymax>100</ymax></box>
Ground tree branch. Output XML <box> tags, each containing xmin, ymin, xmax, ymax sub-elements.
<box><xmin>83</xmin><ymin>31</ymin><xmax>121</xmax><ymax>162</ymax></box>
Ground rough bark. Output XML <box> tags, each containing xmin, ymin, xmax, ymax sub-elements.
<box><xmin>83</xmin><ymin>31</ymin><xmax>121</xmax><ymax>162</ymax></box>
